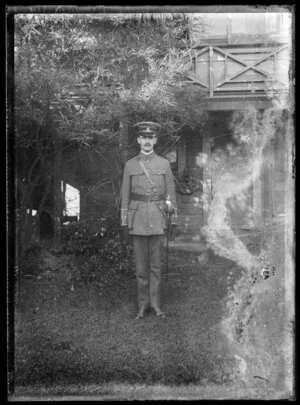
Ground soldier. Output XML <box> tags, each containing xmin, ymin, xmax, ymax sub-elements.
<box><xmin>120</xmin><ymin>122</ymin><xmax>177</xmax><ymax>319</ymax></box>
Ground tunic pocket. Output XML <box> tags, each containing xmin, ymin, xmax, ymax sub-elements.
<box><xmin>130</xmin><ymin>168</ymin><xmax>145</xmax><ymax>190</ymax></box>
<box><xmin>150</xmin><ymin>170</ymin><xmax>166</xmax><ymax>192</ymax></box>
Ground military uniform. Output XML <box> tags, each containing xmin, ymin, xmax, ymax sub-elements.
<box><xmin>120</xmin><ymin>122</ymin><xmax>177</xmax><ymax>318</ymax></box>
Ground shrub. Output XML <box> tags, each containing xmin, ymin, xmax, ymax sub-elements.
<box><xmin>61</xmin><ymin>214</ymin><xmax>120</xmax><ymax>254</ymax></box>
<box><xmin>20</xmin><ymin>241</ymin><xmax>46</xmax><ymax>275</ymax></box>
<box><xmin>20</xmin><ymin>212</ymin><xmax>134</xmax><ymax>288</ymax></box>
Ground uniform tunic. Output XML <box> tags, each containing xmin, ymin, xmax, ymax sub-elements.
<box><xmin>120</xmin><ymin>151</ymin><xmax>177</xmax><ymax>235</ymax></box>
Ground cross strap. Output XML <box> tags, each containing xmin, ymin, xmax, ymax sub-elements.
<box><xmin>139</xmin><ymin>159</ymin><xmax>158</xmax><ymax>194</ymax></box>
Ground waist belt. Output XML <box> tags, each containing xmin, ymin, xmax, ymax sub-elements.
<box><xmin>130</xmin><ymin>192</ymin><xmax>165</xmax><ymax>202</ymax></box>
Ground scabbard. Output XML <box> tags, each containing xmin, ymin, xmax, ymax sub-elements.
<box><xmin>165</xmin><ymin>219</ymin><xmax>170</xmax><ymax>281</ymax></box>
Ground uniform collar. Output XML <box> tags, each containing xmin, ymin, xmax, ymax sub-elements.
<box><xmin>139</xmin><ymin>151</ymin><xmax>156</xmax><ymax>160</ymax></box>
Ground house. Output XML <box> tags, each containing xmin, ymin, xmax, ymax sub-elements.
<box><xmin>174</xmin><ymin>12</ymin><xmax>292</xmax><ymax>239</ymax></box>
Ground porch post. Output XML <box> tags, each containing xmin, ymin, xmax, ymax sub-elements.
<box><xmin>209</xmin><ymin>47</ymin><xmax>214</xmax><ymax>97</ymax></box>
<box><xmin>53</xmin><ymin>139</ymin><xmax>63</xmax><ymax>249</ymax></box>
<box><xmin>261</xmin><ymin>139</ymin><xmax>275</xmax><ymax>225</ymax></box>
<box><xmin>202</xmin><ymin>134</ymin><xmax>212</xmax><ymax>225</ymax></box>
<box><xmin>119</xmin><ymin>115</ymin><xmax>129</xmax><ymax>165</ymax></box>
<box><xmin>177</xmin><ymin>136</ymin><xmax>187</xmax><ymax>174</ymax></box>
<box><xmin>253</xmin><ymin>158</ymin><xmax>263</xmax><ymax>229</ymax></box>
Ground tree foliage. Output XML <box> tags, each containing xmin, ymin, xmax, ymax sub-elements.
<box><xmin>15</xmin><ymin>13</ymin><xmax>206</xmax><ymax>147</ymax></box>
<box><xmin>14</xmin><ymin>13</ymin><xmax>207</xmax><ymax>254</ymax></box>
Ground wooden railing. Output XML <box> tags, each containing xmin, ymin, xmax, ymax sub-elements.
<box><xmin>185</xmin><ymin>43</ymin><xmax>290</xmax><ymax>98</ymax></box>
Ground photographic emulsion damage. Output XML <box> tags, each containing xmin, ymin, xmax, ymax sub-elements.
<box><xmin>7</xmin><ymin>5</ymin><xmax>295</xmax><ymax>401</ymax></box>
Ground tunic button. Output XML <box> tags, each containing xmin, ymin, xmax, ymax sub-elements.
<box><xmin>147</xmin><ymin>189</ymin><xmax>150</xmax><ymax>193</ymax></box>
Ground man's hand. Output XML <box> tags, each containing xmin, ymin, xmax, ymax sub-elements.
<box><xmin>120</xmin><ymin>226</ymin><xmax>130</xmax><ymax>243</ymax></box>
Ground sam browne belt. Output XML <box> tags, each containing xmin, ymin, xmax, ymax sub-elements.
<box><xmin>130</xmin><ymin>192</ymin><xmax>165</xmax><ymax>202</ymax></box>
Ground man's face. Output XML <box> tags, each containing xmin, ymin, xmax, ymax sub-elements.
<box><xmin>137</xmin><ymin>135</ymin><xmax>157</xmax><ymax>153</ymax></box>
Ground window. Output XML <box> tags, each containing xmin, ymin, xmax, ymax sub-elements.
<box><xmin>231</xmin><ymin>13</ymin><xmax>266</xmax><ymax>35</ymax></box>
<box><xmin>62</xmin><ymin>182</ymin><xmax>80</xmax><ymax>220</ymax></box>
<box><xmin>201</xmin><ymin>14</ymin><xmax>228</xmax><ymax>37</ymax></box>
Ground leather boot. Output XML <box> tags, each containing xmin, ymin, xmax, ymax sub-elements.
<box><xmin>151</xmin><ymin>306</ymin><xmax>165</xmax><ymax>318</ymax></box>
<box><xmin>149</xmin><ymin>236</ymin><xmax>164</xmax><ymax>316</ymax></box>
<box><xmin>135</xmin><ymin>307</ymin><xmax>148</xmax><ymax>320</ymax></box>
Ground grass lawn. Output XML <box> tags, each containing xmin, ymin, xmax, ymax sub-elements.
<box><xmin>14</xmin><ymin>248</ymin><xmax>244</xmax><ymax>393</ymax></box>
